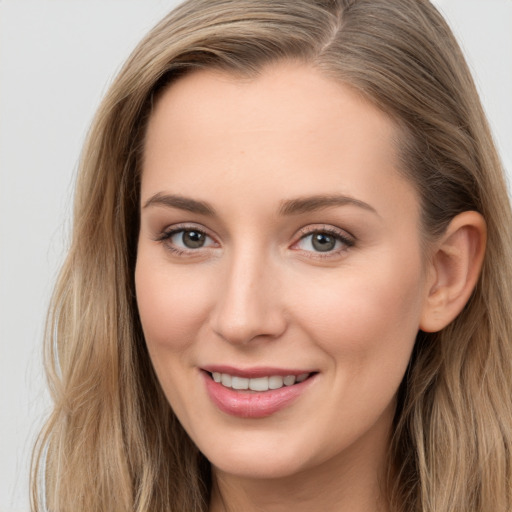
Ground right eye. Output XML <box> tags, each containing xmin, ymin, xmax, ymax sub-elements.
<box><xmin>157</xmin><ymin>227</ymin><xmax>217</xmax><ymax>254</ymax></box>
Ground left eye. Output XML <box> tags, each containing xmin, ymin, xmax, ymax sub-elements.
<box><xmin>167</xmin><ymin>229</ymin><xmax>215</xmax><ymax>250</ymax></box>
<box><xmin>295</xmin><ymin>231</ymin><xmax>350</xmax><ymax>253</ymax></box>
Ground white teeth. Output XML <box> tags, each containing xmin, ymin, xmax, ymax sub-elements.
<box><xmin>221</xmin><ymin>373</ymin><xmax>232</xmax><ymax>387</ymax></box>
<box><xmin>212</xmin><ymin>372</ymin><xmax>310</xmax><ymax>391</ymax></box>
<box><xmin>268</xmin><ymin>376</ymin><xmax>284</xmax><ymax>389</ymax></box>
<box><xmin>231</xmin><ymin>376</ymin><xmax>249</xmax><ymax>390</ymax></box>
<box><xmin>283</xmin><ymin>375</ymin><xmax>296</xmax><ymax>386</ymax></box>
<box><xmin>249</xmin><ymin>376</ymin><xmax>269</xmax><ymax>391</ymax></box>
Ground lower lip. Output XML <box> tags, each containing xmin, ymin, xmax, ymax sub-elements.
<box><xmin>202</xmin><ymin>372</ymin><xmax>315</xmax><ymax>418</ymax></box>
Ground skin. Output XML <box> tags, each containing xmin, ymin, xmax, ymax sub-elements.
<box><xmin>135</xmin><ymin>62</ymin><xmax>483</xmax><ymax>511</ymax></box>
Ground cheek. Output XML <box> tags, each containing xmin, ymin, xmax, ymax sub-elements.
<box><xmin>134</xmin><ymin>257</ymin><xmax>213</xmax><ymax>423</ymax></box>
<box><xmin>135</xmin><ymin>258</ymin><xmax>212</xmax><ymax>354</ymax></box>
<box><xmin>292</xmin><ymin>253</ymin><xmax>425</xmax><ymax>378</ymax></box>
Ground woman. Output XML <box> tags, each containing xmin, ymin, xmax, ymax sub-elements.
<box><xmin>31</xmin><ymin>0</ymin><xmax>512</xmax><ymax>511</ymax></box>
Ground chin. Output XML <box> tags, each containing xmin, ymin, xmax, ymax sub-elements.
<box><xmin>209</xmin><ymin>452</ymin><xmax>310</xmax><ymax>480</ymax></box>
<box><xmin>191</xmin><ymin>431</ymin><xmax>303</xmax><ymax>479</ymax></box>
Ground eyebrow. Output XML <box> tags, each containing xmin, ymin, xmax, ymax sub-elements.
<box><xmin>142</xmin><ymin>192</ymin><xmax>377</xmax><ymax>217</ymax></box>
<box><xmin>279</xmin><ymin>195</ymin><xmax>378</xmax><ymax>216</ymax></box>
<box><xmin>143</xmin><ymin>193</ymin><xmax>216</xmax><ymax>216</ymax></box>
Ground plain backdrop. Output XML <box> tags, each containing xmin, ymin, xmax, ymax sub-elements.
<box><xmin>0</xmin><ymin>1</ymin><xmax>511</xmax><ymax>511</ymax></box>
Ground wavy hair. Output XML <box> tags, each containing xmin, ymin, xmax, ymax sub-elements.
<box><xmin>31</xmin><ymin>1</ymin><xmax>512</xmax><ymax>510</ymax></box>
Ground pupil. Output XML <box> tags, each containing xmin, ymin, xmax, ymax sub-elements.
<box><xmin>183</xmin><ymin>230</ymin><xmax>205</xmax><ymax>248</ymax></box>
<box><xmin>312</xmin><ymin>233</ymin><xmax>335</xmax><ymax>252</ymax></box>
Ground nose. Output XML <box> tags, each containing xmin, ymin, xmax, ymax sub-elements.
<box><xmin>210</xmin><ymin>249</ymin><xmax>287</xmax><ymax>345</ymax></box>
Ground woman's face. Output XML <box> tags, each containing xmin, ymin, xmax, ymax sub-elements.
<box><xmin>136</xmin><ymin>63</ymin><xmax>432</xmax><ymax>480</ymax></box>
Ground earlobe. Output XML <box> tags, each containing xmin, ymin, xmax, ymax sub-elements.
<box><xmin>420</xmin><ymin>211</ymin><xmax>487</xmax><ymax>333</ymax></box>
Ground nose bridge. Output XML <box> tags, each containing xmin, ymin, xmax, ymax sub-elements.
<box><xmin>211</xmin><ymin>242</ymin><xmax>285</xmax><ymax>345</ymax></box>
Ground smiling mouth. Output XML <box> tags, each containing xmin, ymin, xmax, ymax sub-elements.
<box><xmin>207</xmin><ymin>371</ymin><xmax>314</xmax><ymax>392</ymax></box>
<box><xmin>203</xmin><ymin>369</ymin><xmax>317</xmax><ymax>417</ymax></box>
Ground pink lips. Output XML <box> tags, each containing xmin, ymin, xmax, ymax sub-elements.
<box><xmin>201</xmin><ymin>366</ymin><xmax>316</xmax><ymax>419</ymax></box>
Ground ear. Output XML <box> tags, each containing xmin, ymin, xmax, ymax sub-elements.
<box><xmin>420</xmin><ymin>211</ymin><xmax>486</xmax><ymax>333</ymax></box>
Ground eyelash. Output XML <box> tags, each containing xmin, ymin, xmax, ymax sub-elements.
<box><xmin>155</xmin><ymin>224</ymin><xmax>355</xmax><ymax>258</ymax></box>
<box><xmin>293</xmin><ymin>225</ymin><xmax>355</xmax><ymax>258</ymax></box>
<box><xmin>155</xmin><ymin>224</ymin><xmax>217</xmax><ymax>256</ymax></box>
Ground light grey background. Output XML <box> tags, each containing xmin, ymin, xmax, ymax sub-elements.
<box><xmin>0</xmin><ymin>1</ymin><xmax>510</xmax><ymax>511</ymax></box>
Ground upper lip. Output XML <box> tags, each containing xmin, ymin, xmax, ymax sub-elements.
<box><xmin>201</xmin><ymin>365</ymin><xmax>316</xmax><ymax>378</ymax></box>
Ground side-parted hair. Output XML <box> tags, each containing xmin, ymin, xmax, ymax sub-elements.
<box><xmin>31</xmin><ymin>1</ymin><xmax>512</xmax><ymax>511</ymax></box>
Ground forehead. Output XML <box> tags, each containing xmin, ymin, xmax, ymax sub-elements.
<box><xmin>141</xmin><ymin>62</ymin><xmax>418</xmax><ymax>223</ymax></box>
<box><xmin>144</xmin><ymin>62</ymin><xmax>398</xmax><ymax>156</ymax></box>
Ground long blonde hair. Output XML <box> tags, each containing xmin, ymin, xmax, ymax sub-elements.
<box><xmin>32</xmin><ymin>1</ymin><xmax>512</xmax><ymax>511</ymax></box>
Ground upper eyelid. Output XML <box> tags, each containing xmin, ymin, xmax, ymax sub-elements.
<box><xmin>156</xmin><ymin>226</ymin><xmax>218</xmax><ymax>255</ymax></box>
<box><xmin>294</xmin><ymin>224</ymin><xmax>355</xmax><ymax>241</ymax></box>
<box><xmin>290</xmin><ymin>225</ymin><xmax>356</xmax><ymax>255</ymax></box>
<box><xmin>157</xmin><ymin>223</ymin><xmax>215</xmax><ymax>239</ymax></box>
<box><xmin>154</xmin><ymin>222</ymin><xmax>355</xmax><ymax>249</ymax></box>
